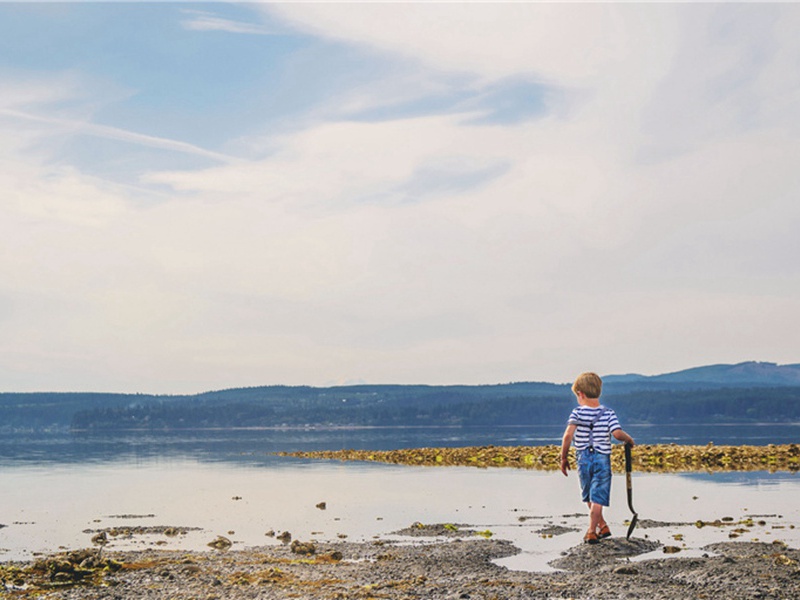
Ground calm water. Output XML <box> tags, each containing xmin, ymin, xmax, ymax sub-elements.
<box><xmin>2</xmin><ymin>423</ymin><xmax>799</xmax><ymax>465</ymax></box>
<box><xmin>1</xmin><ymin>425</ymin><xmax>799</xmax><ymax>570</ymax></box>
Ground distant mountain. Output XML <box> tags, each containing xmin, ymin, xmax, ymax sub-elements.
<box><xmin>604</xmin><ymin>361</ymin><xmax>800</xmax><ymax>388</ymax></box>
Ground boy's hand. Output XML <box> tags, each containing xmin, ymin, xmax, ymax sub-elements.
<box><xmin>613</xmin><ymin>429</ymin><xmax>635</xmax><ymax>447</ymax></box>
<box><xmin>560</xmin><ymin>457</ymin><xmax>569</xmax><ymax>476</ymax></box>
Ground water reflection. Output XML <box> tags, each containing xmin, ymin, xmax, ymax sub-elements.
<box><xmin>2</xmin><ymin>423</ymin><xmax>799</xmax><ymax>467</ymax></box>
<box><xmin>2</xmin><ymin>457</ymin><xmax>799</xmax><ymax>569</ymax></box>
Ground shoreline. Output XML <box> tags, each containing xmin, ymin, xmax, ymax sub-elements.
<box><xmin>3</xmin><ymin>530</ymin><xmax>799</xmax><ymax>599</ymax></box>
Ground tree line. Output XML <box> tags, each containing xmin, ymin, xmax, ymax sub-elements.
<box><xmin>70</xmin><ymin>386</ymin><xmax>800</xmax><ymax>430</ymax></box>
<box><xmin>3</xmin><ymin>383</ymin><xmax>798</xmax><ymax>432</ymax></box>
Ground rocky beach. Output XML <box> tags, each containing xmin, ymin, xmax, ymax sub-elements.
<box><xmin>2</xmin><ymin>525</ymin><xmax>799</xmax><ymax>599</ymax></box>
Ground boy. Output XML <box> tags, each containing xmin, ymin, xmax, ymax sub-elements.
<box><xmin>560</xmin><ymin>372</ymin><xmax>634</xmax><ymax>544</ymax></box>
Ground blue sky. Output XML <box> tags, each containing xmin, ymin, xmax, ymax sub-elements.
<box><xmin>1</xmin><ymin>3</ymin><xmax>799</xmax><ymax>393</ymax></box>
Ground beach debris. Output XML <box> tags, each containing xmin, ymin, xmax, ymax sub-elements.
<box><xmin>277</xmin><ymin>531</ymin><xmax>292</xmax><ymax>544</ymax></box>
<box><xmin>2</xmin><ymin>549</ymin><xmax>122</xmax><ymax>589</ymax></box>
<box><xmin>536</xmin><ymin>525</ymin><xmax>577</xmax><ymax>537</ymax></box>
<box><xmin>265</xmin><ymin>529</ymin><xmax>275</xmax><ymax>537</ymax></box>
<box><xmin>316</xmin><ymin>501</ymin><xmax>327</xmax><ymax>510</ymax></box>
<box><xmin>290</xmin><ymin>540</ymin><xmax>316</xmax><ymax>555</ymax></box>
<box><xmin>83</xmin><ymin>525</ymin><xmax>197</xmax><ymax>539</ymax></box>
<box><xmin>663</xmin><ymin>546</ymin><xmax>682</xmax><ymax>554</ymax></box>
<box><xmin>613</xmin><ymin>565</ymin><xmax>640</xmax><ymax>575</ymax></box>
<box><xmin>773</xmin><ymin>553</ymin><xmax>797</xmax><ymax>567</ymax></box>
<box><xmin>90</xmin><ymin>532</ymin><xmax>107</xmax><ymax>546</ymax></box>
<box><xmin>207</xmin><ymin>536</ymin><xmax>232</xmax><ymax>551</ymax></box>
<box><xmin>693</xmin><ymin>518</ymin><xmax>756</xmax><ymax>530</ymax></box>
<box><xmin>323</xmin><ymin>550</ymin><xmax>344</xmax><ymax>562</ymax></box>
<box><xmin>393</xmin><ymin>522</ymin><xmax>472</xmax><ymax>538</ymax></box>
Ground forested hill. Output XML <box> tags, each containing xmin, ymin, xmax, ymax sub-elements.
<box><xmin>2</xmin><ymin>361</ymin><xmax>799</xmax><ymax>432</ymax></box>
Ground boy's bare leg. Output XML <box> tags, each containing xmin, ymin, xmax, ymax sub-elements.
<box><xmin>589</xmin><ymin>503</ymin><xmax>603</xmax><ymax>534</ymax></box>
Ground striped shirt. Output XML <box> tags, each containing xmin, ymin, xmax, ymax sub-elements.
<box><xmin>567</xmin><ymin>405</ymin><xmax>621</xmax><ymax>455</ymax></box>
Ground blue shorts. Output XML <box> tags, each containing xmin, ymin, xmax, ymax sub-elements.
<box><xmin>577</xmin><ymin>448</ymin><xmax>612</xmax><ymax>506</ymax></box>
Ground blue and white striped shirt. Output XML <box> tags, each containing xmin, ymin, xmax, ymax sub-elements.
<box><xmin>567</xmin><ymin>405</ymin><xmax>621</xmax><ymax>455</ymax></box>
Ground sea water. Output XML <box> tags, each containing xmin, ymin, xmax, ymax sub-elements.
<box><xmin>1</xmin><ymin>425</ymin><xmax>799</xmax><ymax>571</ymax></box>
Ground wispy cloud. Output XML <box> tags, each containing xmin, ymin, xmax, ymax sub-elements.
<box><xmin>0</xmin><ymin>107</ymin><xmax>242</xmax><ymax>165</ymax></box>
<box><xmin>180</xmin><ymin>9</ymin><xmax>277</xmax><ymax>36</ymax></box>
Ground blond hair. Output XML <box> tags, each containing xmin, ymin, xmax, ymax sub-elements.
<box><xmin>572</xmin><ymin>372</ymin><xmax>603</xmax><ymax>399</ymax></box>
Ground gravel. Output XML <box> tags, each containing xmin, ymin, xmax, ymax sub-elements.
<box><xmin>4</xmin><ymin>530</ymin><xmax>799</xmax><ymax>599</ymax></box>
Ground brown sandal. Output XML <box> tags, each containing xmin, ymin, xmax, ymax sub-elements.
<box><xmin>584</xmin><ymin>530</ymin><xmax>599</xmax><ymax>544</ymax></box>
<box><xmin>597</xmin><ymin>524</ymin><xmax>612</xmax><ymax>539</ymax></box>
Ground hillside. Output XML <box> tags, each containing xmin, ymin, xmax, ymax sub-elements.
<box><xmin>2</xmin><ymin>361</ymin><xmax>799</xmax><ymax>432</ymax></box>
<box><xmin>604</xmin><ymin>361</ymin><xmax>800</xmax><ymax>387</ymax></box>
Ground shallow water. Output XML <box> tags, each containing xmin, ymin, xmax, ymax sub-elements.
<box><xmin>2</xmin><ymin>454</ymin><xmax>798</xmax><ymax>571</ymax></box>
<box><xmin>4</xmin><ymin>422</ymin><xmax>800</xmax><ymax>465</ymax></box>
<box><xmin>3</xmin><ymin>425</ymin><xmax>799</xmax><ymax>570</ymax></box>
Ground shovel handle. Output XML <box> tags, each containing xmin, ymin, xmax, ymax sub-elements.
<box><xmin>624</xmin><ymin>443</ymin><xmax>636</xmax><ymax>510</ymax></box>
<box><xmin>625</xmin><ymin>442</ymin><xmax>633</xmax><ymax>473</ymax></box>
<box><xmin>624</xmin><ymin>442</ymin><xmax>639</xmax><ymax>540</ymax></box>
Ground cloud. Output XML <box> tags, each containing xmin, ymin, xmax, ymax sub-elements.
<box><xmin>0</xmin><ymin>107</ymin><xmax>241</xmax><ymax>165</ymax></box>
<box><xmin>267</xmin><ymin>3</ymin><xmax>676</xmax><ymax>86</ymax></box>
<box><xmin>180</xmin><ymin>9</ymin><xmax>277</xmax><ymax>36</ymax></box>
<box><xmin>2</xmin><ymin>3</ymin><xmax>800</xmax><ymax>392</ymax></box>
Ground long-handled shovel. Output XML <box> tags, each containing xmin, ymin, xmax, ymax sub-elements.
<box><xmin>625</xmin><ymin>443</ymin><xmax>639</xmax><ymax>540</ymax></box>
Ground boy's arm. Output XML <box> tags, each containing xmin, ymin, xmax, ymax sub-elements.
<box><xmin>612</xmin><ymin>429</ymin><xmax>635</xmax><ymax>447</ymax></box>
<box><xmin>560</xmin><ymin>424</ymin><xmax>577</xmax><ymax>476</ymax></box>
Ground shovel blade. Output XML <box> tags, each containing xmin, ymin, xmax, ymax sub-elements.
<box><xmin>626</xmin><ymin>512</ymin><xmax>639</xmax><ymax>540</ymax></box>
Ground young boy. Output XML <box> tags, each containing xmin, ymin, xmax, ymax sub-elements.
<box><xmin>560</xmin><ymin>372</ymin><xmax>635</xmax><ymax>544</ymax></box>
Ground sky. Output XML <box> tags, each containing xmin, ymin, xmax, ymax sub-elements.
<box><xmin>1</xmin><ymin>2</ymin><xmax>799</xmax><ymax>394</ymax></box>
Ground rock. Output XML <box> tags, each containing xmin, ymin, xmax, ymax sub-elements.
<box><xmin>207</xmin><ymin>536</ymin><xmax>232</xmax><ymax>550</ymax></box>
<box><xmin>614</xmin><ymin>565</ymin><xmax>640</xmax><ymax>575</ymax></box>
<box><xmin>290</xmin><ymin>540</ymin><xmax>316</xmax><ymax>555</ymax></box>
<box><xmin>277</xmin><ymin>531</ymin><xmax>292</xmax><ymax>543</ymax></box>
<box><xmin>535</xmin><ymin>525</ymin><xmax>577</xmax><ymax>536</ymax></box>
<box><xmin>91</xmin><ymin>532</ymin><xmax>108</xmax><ymax>546</ymax></box>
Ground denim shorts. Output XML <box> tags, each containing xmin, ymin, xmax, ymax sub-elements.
<box><xmin>577</xmin><ymin>448</ymin><xmax>612</xmax><ymax>506</ymax></box>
